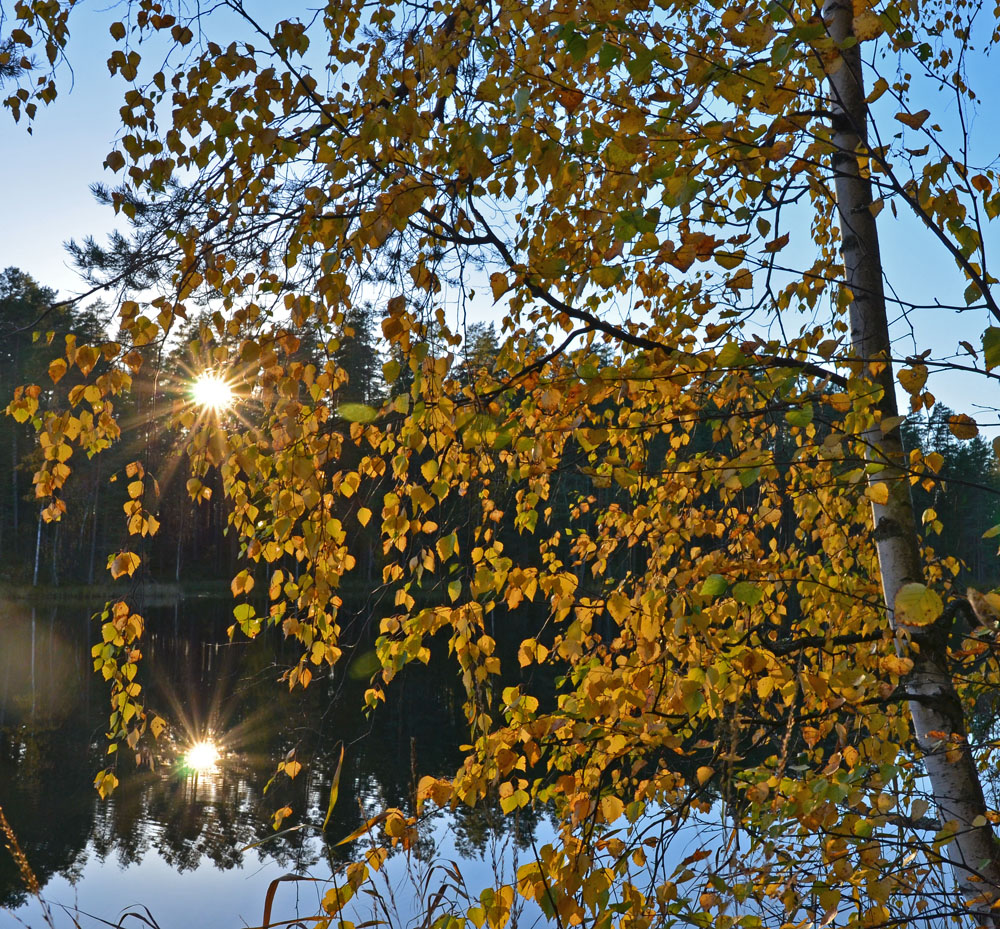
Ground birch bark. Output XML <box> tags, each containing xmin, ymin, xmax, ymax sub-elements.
<box><xmin>822</xmin><ymin>2</ymin><xmax>1000</xmax><ymax>919</ymax></box>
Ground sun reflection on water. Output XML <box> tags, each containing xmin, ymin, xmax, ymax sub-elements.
<box><xmin>184</xmin><ymin>739</ymin><xmax>221</xmax><ymax>773</ymax></box>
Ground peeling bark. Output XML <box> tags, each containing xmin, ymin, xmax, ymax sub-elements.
<box><xmin>823</xmin><ymin>1</ymin><xmax>1000</xmax><ymax>919</ymax></box>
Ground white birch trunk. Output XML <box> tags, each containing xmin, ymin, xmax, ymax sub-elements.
<box><xmin>822</xmin><ymin>1</ymin><xmax>1000</xmax><ymax>919</ymax></box>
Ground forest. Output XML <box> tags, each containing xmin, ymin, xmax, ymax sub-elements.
<box><xmin>2</xmin><ymin>267</ymin><xmax>996</xmax><ymax>594</ymax></box>
<box><xmin>4</xmin><ymin>0</ymin><xmax>1000</xmax><ymax>927</ymax></box>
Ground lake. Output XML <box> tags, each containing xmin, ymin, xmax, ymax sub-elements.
<box><xmin>0</xmin><ymin>596</ymin><xmax>555</xmax><ymax>929</ymax></box>
<box><xmin>6</xmin><ymin>595</ymin><xmax>940</xmax><ymax>929</ymax></box>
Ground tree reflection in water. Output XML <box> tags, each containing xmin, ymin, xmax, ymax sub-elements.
<box><xmin>0</xmin><ymin>598</ymin><xmax>542</xmax><ymax>920</ymax></box>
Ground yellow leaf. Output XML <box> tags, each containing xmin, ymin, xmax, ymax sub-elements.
<box><xmin>357</xmin><ymin>506</ymin><xmax>372</xmax><ymax>527</ymax></box>
<box><xmin>865</xmin><ymin>483</ymin><xmax>889</xmax><ymax>505</ymax></box>
<box><xmin>696</xmin><ymin>765</ymin><xmax>715</xmax><ymax>785</ymax></box>
<box><xmin>48</xmin><ymin>358</ymin><xmax>67</xmax><ymax>383</ymax></box>
<box><xmin>320</xmin><ymin>744</ymin><xmax>345</xmax><ymax>830</ymax></box>
<box><xmin>490</xmin><ymin>272</ymin><xmax>509</xmax><ymax>301</ymax></box>
<box><xmin>607</xmin><ymin>592</ymin><xmax>630</xmax><ymax>623</ymax></box>
<box><xmin>436</xmin><ymin>532</ymin><xmax>458</xmax><ymax>562</ymax></box>
<box><xmin>894</xmin><ymin>582</ymin><xmax>943</xmax><ymax>626</ymax></box>
<box><xmin>866</xmin><ymin>76</ymin><xmax>889</xmax><ymax>103</ymax></box>
<box><xmin>94</xmin><ymin>770</ymin><xmax>119</xmax><ymax>798</ymax></box>
<box><xmin>231</xmin><ymin>570</ymin><xmax>255</xmax><ymax>596</ymax></box>
<box><xmin>925</xmin><ymin>451</ymin><xmax>944</xmax><ymax>473</ymax></box>
<box><xmin>284</xmin><ymin>759</ymin><xmax>302</xmax><ymax>778</ymax></box>
<box><xmin>967</xmin><ymin>589</ymin><xmax>1000</xmax><ymax>626</ymax></box>
<box><xmin>852</xmin><ymin>10</ymin><xmax>883</xmax><ymax>40</ymax></box>
<box><xmin>600</xmin><ymin>795</ymin><xmax>624</xmax><ymax>823</ymax></box>
<box><xmin>76</xmin><ymin>345</ymin><xmax>100</xmax><ymax>376</ymax></box>
<box><xmin>881</xmin><ymin>655</ymin><xmax>913</xmax><ymax>676</ymax></box>
<box><xmin>898</xmin><ymin>365</ymin><xmax>927</xmax><ymax>394</ymax></box>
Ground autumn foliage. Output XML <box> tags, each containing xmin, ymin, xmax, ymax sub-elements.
<box><xmin>6</xmin><ymin>0</ymin><xmax>1000</xmax><ymax>925</ymax></box>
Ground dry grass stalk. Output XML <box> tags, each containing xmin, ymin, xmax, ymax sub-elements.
<box><xmin>0</xmin><ymin>802</ymin><xmax>40</xmax><ymax>896</ymax></box>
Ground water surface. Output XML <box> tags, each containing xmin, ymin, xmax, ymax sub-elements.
<box><xmin>0</xmin><ymin>597</ymin><xmax>543</xmax><ymax>928</ymax></box>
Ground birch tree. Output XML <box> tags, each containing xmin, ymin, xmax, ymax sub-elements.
<box><xmin>6</xmin><ymin>0</ymin><xmax>1000</xmax><ymax>925</ymax></box>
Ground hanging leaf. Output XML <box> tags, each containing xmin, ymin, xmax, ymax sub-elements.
<box><xmin>894</xmin><ymin>583</ymin><xmax>944</xmax><ymax>626</ymax></box>
<box><xmin>732</xmin><ymin>582</ymin><xmax>763</xmax><ymax>605</ymax></box>
<box><xmin>895</xmin><ymin>109</ymin><xmax>930</xmax><ymax>129</ymax></box>
<box><xmin>322</xmin><ymin>744</ymin><xmax>345</xmax><ymax>831</ymax></box>
<box><xmin>701</xmin><ymin>574</ymin><xmax>728</xmax><ymax>597</ymax></box>
<box><xmin>947</xmin><ymin>414</ymin><xmax>978</xmax><ymax>439</ymax></box>
<box><xmin>337</xmin><ymin>403</ymin><xmax>377</xmax><ymax>423</ymax></box>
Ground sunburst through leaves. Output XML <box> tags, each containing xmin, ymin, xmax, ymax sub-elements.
<box><xmin>190</xmin><ymin>373</ymin><xmax>233</xmax><ymax>412</ymax></box>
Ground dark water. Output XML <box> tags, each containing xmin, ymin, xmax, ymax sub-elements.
<box><xmin>0</xmin><ymin>597</ymin><xmax>548</xmax><ymax>928</ymax></box>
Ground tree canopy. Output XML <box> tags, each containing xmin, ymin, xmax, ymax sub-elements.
<box><xmin>5</xmin><ymin>0</ymin><xmax>1000</xmax><ymax>926</ymax></box>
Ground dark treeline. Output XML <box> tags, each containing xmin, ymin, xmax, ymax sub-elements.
<box><xmin>2</xmin><ymin>266</ymin><xmax>998</xmax><ymax>594</ymax></box>
<box><xmin>0</xmin><ymin>268</ymin><xmax>388</xmax><ymax>588</ymax></box>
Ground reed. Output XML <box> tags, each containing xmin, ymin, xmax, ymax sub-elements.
<box><xmin>0</xmin><ymin>802</ymin><xmax>39</xmax><ymax>897</ymax></box>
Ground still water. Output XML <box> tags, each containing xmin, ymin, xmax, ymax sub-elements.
<box><xmin>0</xmin><ymin>597</ymin><xmax>550</xmax><ymax>928</ymax></box>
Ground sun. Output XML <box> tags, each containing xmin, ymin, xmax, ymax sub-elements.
<box><xmin>184</xmin><ymin>739</ymin><xmax>221</xmax><ymax>773</ymax></box>
<box><xmin>191</xmin><ymin>372</ymin><xmax>234</xmax><ymax>412</ymax></box>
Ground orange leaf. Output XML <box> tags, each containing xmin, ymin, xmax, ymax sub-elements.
<box><xmin>110</xmin><ymin>551</ymin><xmax>141</xmax><ymax>579</ymax></box>
<box><xmin>558</xmin><ymin>88</ymin><xmax>584</xmax><ymax>113</ymax></box>
<box><xmin>895</xmin><ymin>109</ymin><xmax>930</xmax><ymax>130</ymax></box>
<box><xmin>947</xmin><ymin>413</ymin><xmax>978</xmax><ymax>439</ymax></box>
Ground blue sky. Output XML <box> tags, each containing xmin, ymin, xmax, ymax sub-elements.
<box><xmin>1</xmin><ymin>6</ymin><xmax>120</xmax><ymax>299</ymax></box>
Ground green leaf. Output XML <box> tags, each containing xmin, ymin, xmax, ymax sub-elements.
<box><xmin>785</xmin><ymin>403</ymin><xmax>813</xmax><ymax>427</ymax></box>
<box><xmin>492</xmin><ymin>429</ymin><xmax>513</xmax><ymax>450</ymax></box>
<box><xmin>234</xmin><ymin>603</ymin><xmax>256</xmax><ymax>623</ymax></box>
<box><xmin>598</xmin><ymin>43</ymin><xmax>623</xmax><ymax>70</ymax></box>
<box><xmin>732</xmin><ymin>582</ymin><xmax>764</xmax><ymax>606</ymax></box>
<box><xmin>513</xmin><ymin>86</ymin><xmax>529</xmax><ymax>117</ymax></box>
<box><xmin>701</xmin><ymin>574</ymin><xmax>728</xmax><ymax>597</ymax></box>
<box><xmin>337</xmin><ymin>402</ymin><xmax>377</xmax><ymax>423</ymax></box>
<box><xmin>382</xmin><ymin>359</ymin><xmax>401</xmax><ymax>383</ymax></box>
<box><xmin>322</xmin><ymin>744</ymin><xmax>345</xmax><ymax>831</ymax></box>
<box><xmin>716</xmin><ymin>342</ymin><xmax>747</xmax><ymax>368</ymax></box>
<box><xmin>625</xmin><ymin>48</ymin><xmax>655</xmax><ymax>82</ymax></box>
<box><xmin>984</xmin><ymin>327</ymin><xmax>1000</xmax><ymax>371</ymax></box>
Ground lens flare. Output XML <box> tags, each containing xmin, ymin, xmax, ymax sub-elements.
<box><xmin>185</xmin><ymin>739</ymin><xmax>221</xmax><ymax>772</ymax></box>
<box><xmin>191</xmin><ymin>373</ymin><xmax>234</xmax><ymax>412</ymax></box>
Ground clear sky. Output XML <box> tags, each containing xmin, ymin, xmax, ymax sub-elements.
<box><xmin>1</xmin><ymin>6</ymin><xmax>120</xmax><ymax>300</ymax></box>
<box><xmin>1</xmin><ymin>3</ymin><xmax>996</xmax><ymax>429</ymax></box>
